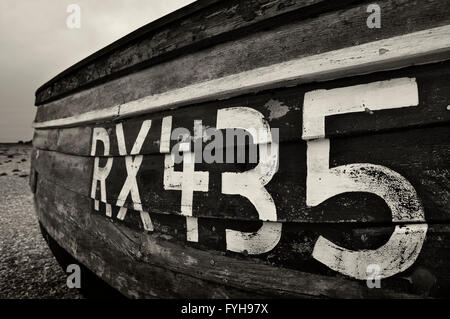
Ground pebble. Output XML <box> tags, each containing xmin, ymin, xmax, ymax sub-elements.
<box><xmin>0</xmin><ymin>145</ymin><xmax>83</xmax><ymax>299</ymax></box>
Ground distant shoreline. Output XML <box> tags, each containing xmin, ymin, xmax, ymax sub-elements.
<box><xmin>0</xmin><ymin>141</ymin><xmax>32</xmax><ymax>146</ymax></box>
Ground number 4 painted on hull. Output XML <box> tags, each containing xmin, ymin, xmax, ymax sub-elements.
<box><xmin>302</xmin><ymin>77</ymin><xmax>428</xmax><ymax>280</ymax></box>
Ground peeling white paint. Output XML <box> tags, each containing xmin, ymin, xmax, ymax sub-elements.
<box><xmin>265</xmin><ymin>99</ymin><xmax>290</xmax><ymax>120</ymax></box>
<box><xmin>115</xmin><ymin>206</ymin><xmax>153</xmax><ymax>231</ymax></box>
<box><xmin>90</xmin><ymin>127</ymin><xmax>113</xmax><ymax>207</ymax></box>
<box><xmin>105</xmin><ymin>203</ymin><xmax>112</xmax><ymax>218</ymax></box>
<box><xmin>115</xmin><ymin>155</ymin><xmax>144</xmax><ymax>211</ymax></box>
<box><xmin>217</xmin><ymin>107</ymin><xmax>281</xmax><ymax>254</ymax></box>
<box><xmin>90</xmin><ymin>127</ymin><xmax>110</xmax><ymax>156</ymax></box>
<box><xmin>159</xmin><ymin>116</ymin><xmax>172</xmax><ymax>153</ymax></box>
<box><xmin>116</xmin><ymin>120</ymin><xmax>152</xmax><ymax>155</ymax></box>
<box><xmin>90</xmin><ymin>123</ymin><xmax>154</xmax><ymax>230</ymax></box>
<box><xmin>186</xmin><ymin>216</ymin><xmax>199</xmax><ymax>242</ymax></box>
<box><xmin>313</xmin><ymin>224</ymin><xmax>427</xmax><ymax>280</ymax></box>
<box><xmin>161</xmin><ymin>116</ymin><xmax>209</xmax><ymax>242</ymax></box>
<box><xmin>303</xmin><ymin>79</ymin><xmax>427</xmax><ymax>279</ymax></box>
<box><xmin>139</xmin><ymin>211</ymin><xmax>154</xmax><ymax>232</ymax></box>
<box><xmin>302</xmin><ymin>78</ymin><xmax>419</xmax><ymax>140</ymax></box>
<box><xmin>115</xmin><ymin>121</ymin><xmax>152</xmax><ymax>227</ymax></box>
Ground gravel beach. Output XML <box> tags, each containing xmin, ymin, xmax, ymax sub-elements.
<box><xmin>0</xmin><ymin>144</ymin><xmax>83</xmax><ymax>299</ymax></box>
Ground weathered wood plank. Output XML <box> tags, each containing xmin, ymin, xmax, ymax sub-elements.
<box><xmin>32</xmin><ymin>122</ymin><xmax>450</xmax><ymax>224</ymax></box>
<box><xmin>32</xmin><ymin>149</ymin><xmax>92</xmax><ymax>196</ymax></box>
<box><xmin>33</xmin><ymin>60</ymin><xmax>450</xmax><ymax>156</ymax></box>
<box><xmin>33</xmin><ymin>126</ymin><xmax>93</xmax><ymax>155</ymax></box>
<box><xmin>36</xmin><ymin>196</ymin><xmax>266</xmax><ymax>299</ymax></box>
<box><xmin>36</xmin><ymin>179</ymin><xmax>444</xmax><ymax>298</ymax></box>
<box><xmin>36</xmin><ymin>0</ymin><xmax>348</xmax><ymax>105</ymax></box>
<box><xmin>34</xmin><ymin>0</ymin><xmax>450</xmax><ymax>125</ymax></box>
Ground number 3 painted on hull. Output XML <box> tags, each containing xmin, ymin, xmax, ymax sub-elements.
<box><xmin>217</xmin><ymin>107</ymin><xmax>282</xmax><ymax>254</ymax></box>
<box><xmin>302</xmin><ymin>78</ymin><xmax>428</xmax><ymax>280</ymax></box>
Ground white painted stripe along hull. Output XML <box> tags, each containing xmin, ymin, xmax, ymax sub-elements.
<box><xmin>33</xmin><ymin>24</ymin><xmax>450</xmax><ymax>129</ymax></box>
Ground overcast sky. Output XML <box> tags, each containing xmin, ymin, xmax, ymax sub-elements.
<box><xmin>0</xmin><ymin>0</ymin><xmax>194</xmax><ymax>143</ymax></box>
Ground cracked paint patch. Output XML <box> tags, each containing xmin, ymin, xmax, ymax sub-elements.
<box><xmin>264</xmin><ymin>99</ymin><xmax>290</xmax><ymax>121</ymax></box>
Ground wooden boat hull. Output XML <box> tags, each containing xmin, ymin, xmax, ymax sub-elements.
<box><xmin>31</xmin><ymin>0</ymin><xmax>450</xmax><ymax>298</ymax></box>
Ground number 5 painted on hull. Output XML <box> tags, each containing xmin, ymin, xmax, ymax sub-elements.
<box><xmin>302</xmin><ymin>78</ymin><xmax>428</xmax><ymax>280</ymax></box>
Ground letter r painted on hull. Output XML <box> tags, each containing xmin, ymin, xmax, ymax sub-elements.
<box><xmin>90</xmin><ymin>127</ymin><xmax>113</xmax><ymax>216</ymax></box>
<box><xmin>86</xmin><ymin>78</ymin><xmax>429</xmax><ymax>277</ymax></box>
<box><xmin>90</xmin><ymin>122</ymin><xmax>154</xmax><ymax>231</ymax></box>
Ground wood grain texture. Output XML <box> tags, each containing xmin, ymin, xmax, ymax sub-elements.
<box><xmin>30</xmin><ymin>0</ymin><xmax>450</xmax><ymax>299</ymax></box>
<box><xmin>35</xmin><ymin>178</ymin><xmax>450</xmax><ymax>298</ymax></box>
<box><xmin>36</xmin><ymin>0</ymin><xmax>344</xmax><ymax>105</ymax></box>
<box><xmin>33</xmin><ymin>60</ymin><xmax>450</xmax><ymax>154</ymax></box>
<box><xmin>31</xmin><ymin>62</ymin><xmax>450</xmax><ymax>227</ymax></box>
<box><xmin>31</xmin><ymin>122</ymin><xmax>449</xmax><ymax>224</ymax></box>
<box><xmin>32</xmin><ymin>149</ymin><xmax>92</xmax><ymax>196</ymax></box>
<box><xmin>34</xmin><ymin>0</ymin><xmax>450</xmax><ymax>125</ymax></box>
